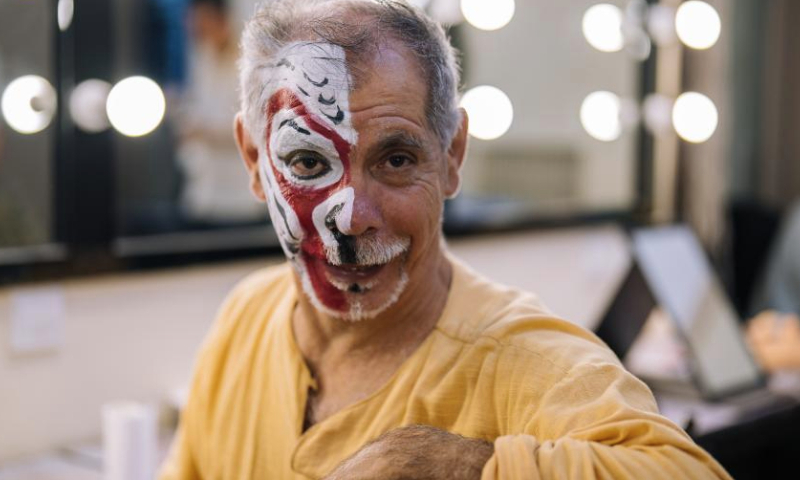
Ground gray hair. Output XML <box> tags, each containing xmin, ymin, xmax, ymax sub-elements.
<box><xmin>239</xmin><ymin>0</ymin><xmax>462</xmax><ymax>149</ymax></box>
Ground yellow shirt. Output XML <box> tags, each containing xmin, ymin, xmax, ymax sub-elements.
<box><xmin>159</xmin><ymin>258</ymin><xmax>731</xmax><ymax>480</ymax></box>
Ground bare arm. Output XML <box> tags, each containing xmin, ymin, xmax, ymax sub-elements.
<box><xmin>323</xmin><ymin>425</ymin><xmax>494</xmax><ymax>480</ymax></box>
<box><xmin>747</xmin><ymin>311</ymin><xmax>800</xmax><ymax>371</ymax></box>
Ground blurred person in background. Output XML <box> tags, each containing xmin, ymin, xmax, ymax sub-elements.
<box><xmin>174</xmin><ymin>0</ymin><xmax>262</xmax><ymax>224</ymax></box>
<box><xmin>158</xmin><ymin>1</ymin><xmax>730</xmax><ymax>479</ymax></box>
<box><xmin>747</xmin><ymin>200</ymin><xmax>800</xmax><ymax>372</ymax></box>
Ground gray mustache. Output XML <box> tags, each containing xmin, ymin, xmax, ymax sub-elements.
<box><xmin>324</xmin><ymin>234</ymin><xmax>411</xmax><ymax>266</ymax></box>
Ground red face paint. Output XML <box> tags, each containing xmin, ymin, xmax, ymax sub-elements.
<box><xmin>264</xmin><ymin>88</ymin><xmax>354</xmax><ymax>311</ymax></box>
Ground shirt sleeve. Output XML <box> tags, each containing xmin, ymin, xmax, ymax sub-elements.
<box><xmin>158</xmin><ymin>424</ymin><xmax>200</xmax><ymax>480</ymax></box>
<box><xmin>481</xmin><ymin>361</ymin><xmax>732</xmax><ymax>480</ymax></box>
<box><xmin>155</xmin><ymin>291</ymin><xmax>233</xmax><ymax>480</ymax></box>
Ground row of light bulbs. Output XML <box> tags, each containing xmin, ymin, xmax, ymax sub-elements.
<box><xmin>581</xmin><ymin>0</ymin><xmax>721</xmax><ymax>144</ymax></box>
<box><xmin>2</xmin><ymin>0</ymin><xmax>164</xmax><ymax>136</ymax></box>
<box><xmin>3</xmin><ymin>0</ymin><xmax>717</xmax><ymax>144</ymax></box>
<box><xmin>458</xmin><ymin>0</ymin><xmax>723</xmax><ymax>144</ymax></box>
<box><xmin>0</xmin><ymin>73</ymin><xmax>516</xmax><ymax>141</ymax></box>
<box><xmin>457</xmin><ymin>0</ymin><xmax>516</xmax><ymax>140</ymax></box>
<box><xmin>1</xmin><ymin>75</ymin><xmax>166</xmax><ymax>137</ymax></box>
<box><xmin>1</xmin><ymin>0</ymin><xmax>516</xmax><ymax>141</ymax></box>
<box><xmin>583</xmin><ymin>0</ymin><xmax>721</xmax><ymax>55</ymax></box>
<box><xmin>581</xmin><ymin>90</ymin><xmax>718</xmax><ymax>144</ymax></box>
<box><xmin>0</xmin><ymin>72</ymin><xmax>514</xmax><ymax>142</ymax></box>
<box><xmin>0</xmin><ymin>73</ymin><xmax>513</xmax><ymax>141</ymax></box>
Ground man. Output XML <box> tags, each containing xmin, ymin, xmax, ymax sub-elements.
<box><xmin>747</xmin><ymin>200</ymin><xmax>800</xmax><ymax>372</ymax></box>
<box><xmin>159</xmin><ymin>0</ymin><xmax>730</xmax><ymax>478</ymax></box>
<box><xmin>175</xmin><ymin>0</ymin><xmax>263</xmax><ymax>224</ymax></box>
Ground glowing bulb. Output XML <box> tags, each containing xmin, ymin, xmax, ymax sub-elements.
<box><xmin>1</xmin><ymin>75</ymin><xmax>57</xmax><ymax>134</ymax></box>
<box><xmin>642</xmin><ymin>93</ymin><xmax>674</xmax><ymax>135</ymax></box>
<box><xmin>672</xmin><ymin>92</ymin><xmax>718</xmax><ymax>143</ymax></box>
<box><xmin>460</xmin><ymin>85</ymin><xmax>514</xmax><ymax>141</ymax></box>
<box><xmin>461</xmin><ymin>0</ymin><xmax>515</xmax><ymax>31</ymax></box>
<box><xmin>580</xmin><ymin>91</ymin><xmax>621</xmax><ymax>142</ymax></box>
<box><xmin>675</xmin><ymin>1</ymin><xmax>721</xmax><ymax>50</ymax></box>
<box><xmin>58</xmin><ymin>0</ymin><xmax>74</xmax><ymax>32</ymax></box>
<box><xmin>582</xmin><ymin>4</ymin><xmax>624</xmax><ymax>53</ymax></box>
<box><xmin>106</xmin><ymin>76</ymin><xmax>166</xmax><ymax>137</ymax></box>
<box><xmin>647</xmin><ymin>5</ymin><xmax>678</xmax><ymax>47</ymax></box>
<box><xmin>70</xmin><ymin>79</ymin><xmax>111</xmax><ymax>133</ymax></box>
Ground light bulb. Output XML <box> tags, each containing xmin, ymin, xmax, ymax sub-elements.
<box><xmin>460</xmin><ymin>85</ymin><xmax>514</xmax><ymax>141</ymax></box>
<box><xmin>58</xmin><ymin>0</ymin><xmax>74</xmax><ymax>32</ymax></box>
<box><xmin>106</xmin><ymin>76</ymin><xmax>166</xmax><ymax>137</ymax></box>
<box><xmin>461</xmin><ymin>0</ymin><xmax>515</xmax><ymax>31</ymax></box>
<box><xmin>1</xmin><ymin>75</ymin><xmax>57</xmax><ymax>134</ymax></box>
<box><xmin>580</xmin><ymin>91</ymin><xmax>622</xmax><ymax>142</ymax></box>
<box><xmin>675</xmin><ymin>1</ymin><xmax>721</xmax><ymax>50</ymax></box>
<box><xmin>70</xmin><ymin>79</ymin><xmax>112</xmax><ymax>133</ymax></box>
<box><xmin>642</xmin><ymin>93</ymin><xmax>674</xmax><ymax>135</ymax></box>
<box><xmin>647</xmin><ymin>5</ymin><xmax>678</xmax><ymax>47</ymax></box>
<box><xmin>672</xmin><ymin>92</ymin><xmax>718</xmax><ymax>143</ymax></box>
<box><xmin>582</xmin><ymin>4</ymin><xmax>624</xmax><ymax>53</ymax></box>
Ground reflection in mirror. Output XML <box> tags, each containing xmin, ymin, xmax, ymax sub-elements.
<box><xmin>112</xmin><ymin>0</ymin><xmax>643</xmax><ymax>248</ymax></box>
<box><xmin>0</xmin><ymin>0</ymin><xmax>56</xmax><ymax>250</ymax></box>
<box><xmin>113</xmin><ymin>0</ymin><xmax>270</xmax><ymax>255</ymax></box>
<box><xmin>0</xmin><ymin>0</ymin><xmax>646</xmax><ymax>259</ymax></box>
<box><xmin>451</xmin><ymin>0</ymin><xmax>640</xmax><ymax>228</ymax></box>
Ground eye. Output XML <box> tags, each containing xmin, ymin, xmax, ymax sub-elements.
<box><xmin>386</xmin><ymin>154</ymin><xmax>414</xmax><ymax>169</ymax></box>
<box><xmin>286</xmin><ymin>151</ymin><xmax>331</xmax><ymax>180</ymax></box>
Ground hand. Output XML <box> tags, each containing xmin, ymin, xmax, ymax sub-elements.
<box><xmin>746</xmin><ymin>311</ymin><xmax>800</xmax><ymax>372</ymax></box>
<box><xmin>322</xmin><ymin>425</ymin><xmax>494</xmax><ymax>480</ymax></box>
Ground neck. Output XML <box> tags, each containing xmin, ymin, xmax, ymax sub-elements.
<box><xmin>292</xmin><ymin>245</ymin><xmax>453</xmax><ymax>373</ymax></box>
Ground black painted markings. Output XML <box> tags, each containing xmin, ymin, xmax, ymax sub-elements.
<box><xmin>304</xmin><ymin>72</ymin><xmax>330</xmax><ymax>87</ymax></box>
<box><xmin>279</xmin><ymin>118</ymin><xmax>311</xmax><ymax>135</ymax></box>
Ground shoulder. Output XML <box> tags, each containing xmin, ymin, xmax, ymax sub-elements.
<box><xmin>177</xmin><ymin>262</ymin><xmax>296</xmax><ymax>459</ymax></box>
<box><xmin>216</xmin><ymin>262</ymin><xmax>295</xmax><ymax>315</ymax></box>
<box><xmin>194</xmin><ymin>261</ymin><xmax>295</xmax><ymax>366</ymax></box>
<box><xmin>439</xmin><ymin>256</ymin><xmax>620</xmax><ymax>375</ymax></box>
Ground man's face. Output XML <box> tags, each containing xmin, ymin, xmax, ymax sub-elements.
<box><xmin>256</xmin><ymin>41</ymin><xmax>455</xmax><ymax>321</ymax></box>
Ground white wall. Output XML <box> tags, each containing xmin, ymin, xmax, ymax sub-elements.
<box><xmin>0</xmin><ymin>259</ymin><xmax>280</xmax><ymax>463</ymax></box>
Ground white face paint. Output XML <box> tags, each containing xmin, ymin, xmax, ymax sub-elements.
<box><xmin>270</xmin><ymin>109</ymin><xmax>345</xmax><ymax>190</ymax></box>
<box><xmin>256</xmin><ymin>42</ymin><xmax>411</xmax><ymax>321</ymax></box>
<box><xmin>312</xmin><ymin>187</ymin><xmax>354</xmax><ymax>263</ymax></box>
<box><xmin>261</xmin><ymin>42</ymin><xmax>358</xmax><ymax>143</ymax></box>
<box><xmin>256</xmin><ymin>42</ymin><xmax>358</xmax><ymax>260</ymax></box>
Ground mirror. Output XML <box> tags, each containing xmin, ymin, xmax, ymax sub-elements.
<box><xmin>0</xmin><ymin>0</ymin><xmax>57</xmax><ymax>250</ymax></box>
<box><xmin>452</xmin><ymin>0</ymin><xmax>640</xmax><ymax>227</ymax></box>
<box><xmin>0</xmin><ymin>0</ymin><xmax>644</xmax><ymax>263</ymax></box>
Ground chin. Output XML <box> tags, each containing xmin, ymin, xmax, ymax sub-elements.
<box><xmin>296</xmin><ymin>254</ymin><xmax>410</xmax><ymax>322</ymax></box>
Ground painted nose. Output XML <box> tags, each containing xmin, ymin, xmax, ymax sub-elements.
<box><xmin>314</xmin><ymin>187</ymin><xmax>357</xmax><ymax>265</ymax></box>
<box><xmin>318</xmin><ymin>187</ymin><xmax>355</xmax><ymax>238</ymax></box>
<box><xmin>334</xmin><ymin>186</ymin><xmax>382</xmax><ymax>238</ymax></box>
<box><xmin>311</xmin><ymin>185</ymin><xmax>383</xmax><ymax>263</ymax></box>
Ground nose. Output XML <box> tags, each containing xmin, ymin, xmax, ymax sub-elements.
<box><xmin>331</xmin><ymin>184</ymin><xmax>381</xmax><ymax>237</ymax></box>
<box><xmin>311</xmin><ymin>183</ymin><xmax>384</xmax><ymax>261</ymax></box>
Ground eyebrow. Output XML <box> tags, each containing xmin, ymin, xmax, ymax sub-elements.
<box><xmin>366</xmin><ymin>131</ymin><xmax>426</xmax><ymax>157</ymax></box>
<box><xmin>279</xmin><ymin>118</ymin><xmax>311</xmax><ymax>135</ymax></box>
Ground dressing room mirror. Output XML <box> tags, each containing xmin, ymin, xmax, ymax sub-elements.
<box><xmin>0</xmin><ymin>0</ymin><xmax>646</xmax><ymax>268</ymax></box>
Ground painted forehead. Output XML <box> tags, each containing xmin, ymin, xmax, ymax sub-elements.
<box><xmin>272</xmin><ymin>42</ymin><xmax>351</xmax><ymax>90</ymax></box>
<box><xmin>266</xmin><ymin>42</ymin><xmax>356</xmax><ymax>142</ymax></box>
<box><xmin>262</xmin><ymin>41</ymin><xmax>359</xmax><ymax>196</ymax></box>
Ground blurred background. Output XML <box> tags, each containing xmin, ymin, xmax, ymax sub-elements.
<box><xmin>1</xmin><ymin>0</ymin><xmax>800</xmax><ymax>478</ymax></box>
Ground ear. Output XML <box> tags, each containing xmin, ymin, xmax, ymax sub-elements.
<box><xmin>444</xmin><ymin>108</ymin><xmax>468</xmax><ymax>199</ymax></box>
<box><xmin>234</xmin><ymin>113</ymin><xmax>267</xmax><ymax>202</ymax></box>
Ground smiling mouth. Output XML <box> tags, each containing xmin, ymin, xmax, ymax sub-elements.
<box><xmin>323</xmin><ymin>261</ymin><xmax>385</xmax><ymax>288</ymax></box>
